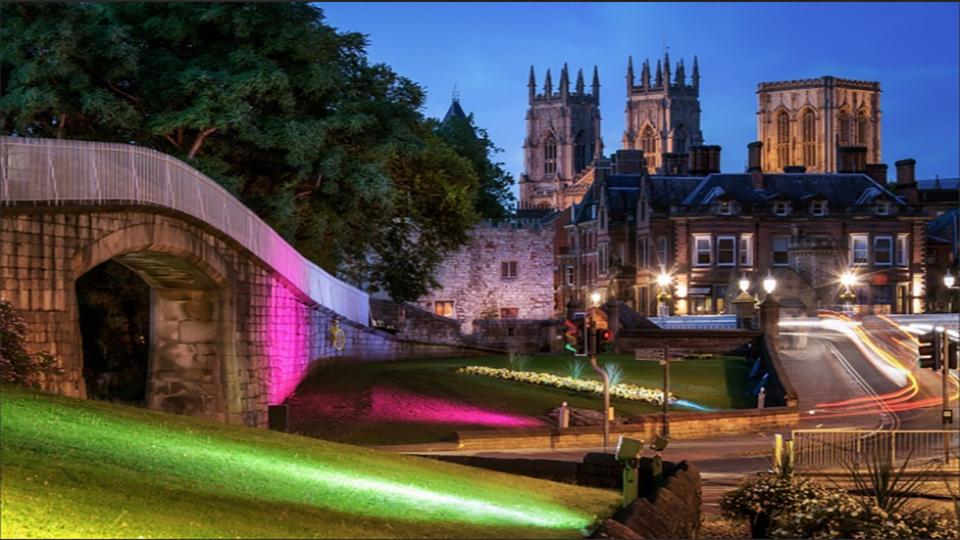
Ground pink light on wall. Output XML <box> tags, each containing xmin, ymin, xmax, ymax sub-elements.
<box><xmin>265</xmin><ymin>279</ymin><xmax>310</xmax><ymax>406</ymax></box>
<box><xmin>368</xmin><ymin>386</ymin><xmax>543</xmax><ymax>428</ymax></box>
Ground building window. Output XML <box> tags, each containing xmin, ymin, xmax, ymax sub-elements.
<box><xmin>501</xmin><ymin>261</ymin><xmax>518</xmax><ymax>278</ymax></box>
<box><xmin>876</xmin><ymin>202</ymin><xmax>890</xmax><ymax>215</ymax></box>
<box><xmin>656</xmin><ymin>237</ymin><xmax>669</xmax><ymax>267</ymax></box>
<box><xmin>434</xmin><ymin>301</ymin><xmax>454</xmax><ymax>318</ymax></box>
<box><xmin>802</xmin><ymin>110</ymin><xmax>816</xmax><ymax>167</ymax></box>
<box><xmin>715</xmin><ymin>285</ymin><xmax>727</xmax><ymax>314</ymax></box>
<box><xmin>717</xmin><ymin>236</ymin><xmax>736</xmax><ymax>266</ymax></box>
<box><xmin>897</xmin><ymin>235</ymin><xmax>908</xmax><ymax>267</ymax></box>
<box><xmin>719</xmin><ymin>201</ymin><xmax>732</xmax><ymax>215</ymax></box>
<box><xmin>599</xmin><ymin>244</ymin><xmax>608</xmax><ymax>273</ymax></box>
<box><xmin>574</xmin><ymin>131</ymin><xmax>588</xmax><ymax>173</ymax></box>
<box><xmin>811</xmin><ymin>200</ymin><xmax>826</xmax><ymax>216</ymax></box>
<box><xmin>874</xmin><ymin>285</ymin><xmax>892</xmax><ymax>315</ymax></box>
<box><xmin>641</xmin><ymin>239</ymin><xmax>649</xmax><ymax>268</ymax></box>
<box><xmin>774</xmin><ymin>202</ymin><xmax>789</xmax><ymax>216</ymax></box>
<box><xmin>500</xmin><ymin>307</ymin><xmax>518</xmax><ymax>319</ymax></box>
<box><xmin>777</xmin><ymin>111</ymin><xmax>790</xmax><ymax>167</ymax></box>
<box><xmin>772</xmin><ymin>237</ymin><xmax>790</xmax><ymax>266</ymax></box>
<box><xmin>874</xmin><ymin>237</ymin><xmax>893</xmax><ymax>266</ymax></box>
<box><xmin>850</xmin><ymin>235</ymin><xmax>869</xmax><ymax>266</ymax></box>
<box><xmin>544</xmin><ymin>135</ymin><xmax>557</xmax><ymax>175</ymax></box>
<box><xmin>839</xmin><ymin>110</ymin><xmax>851</xmax><ymax>146</ymax></box>
<box><xmin>740</xmin><ymin>234</ymin><xmax>754</xmax><ymax>267</ymax></box>
<box><xmin>564</xmin><ymin>266</ymin><xmax>574</xmax><ymax>286</ymax></box>
<box><xmin>856</xmin><ymin>111</ymin><xmax>868</xmax><ymax>146</ymax></box>
<box><xmin>694</xmin><ymin>235</ymin><xmax>712</xmax><ymax>267</ymax></box>
<box><xmin>642</xmin><ymin>125</ymin><xmax>657</xmax><ymax>161</ymax></box>
<box><xmin>674</xmin><ymin>128</ymin><xmax>686</xmax><ymax>154</ymax></box>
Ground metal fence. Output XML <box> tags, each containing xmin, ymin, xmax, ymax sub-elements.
<box><xmin>792</xmin><ymin>428</ymin><xmax>960</xmax><ymax>471</ymax></box>
<box><xmin>1</xmin><ymin>136</ymin><xmax>369</xmax><ymax>324</ymax></box>
<box><xmin>659</xmin><ymin>315</ymin><xmax>737</xmax><ymax>330</ymax></box>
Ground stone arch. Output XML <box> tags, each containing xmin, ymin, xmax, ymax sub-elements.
<box><xmin>70</xmin><ymin>222</ymin><xmax>243</xmax><ymax>425</ymax></box>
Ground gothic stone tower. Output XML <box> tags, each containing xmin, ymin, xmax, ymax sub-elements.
<box><xmin>757</xmin><ymin>76</ymin><xmax>881</xmax><ymax>174</ymax></box>
<box><xmin>520</xmin><ymin>64</ymin><xmax>602</xmax><ymax>209</ymax></box>
<box><xmin>622</xmin><ymin>53</ymin><xmax>704</xmax><ymax>174</ymax></box>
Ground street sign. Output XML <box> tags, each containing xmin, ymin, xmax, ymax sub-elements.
<box><xmin>635</xmin><ymin>348</ymin><xmax>665</xmax><ymax>361</ymax></box>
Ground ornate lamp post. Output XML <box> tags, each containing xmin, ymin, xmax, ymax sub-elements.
<box><xmin>840</xmin><ymin>272</ymin><xmax>858</xmax><ymax>314</ymax></box>
<box><xmin>762</xmin><ymin>270</ymin><xmax>777</xmax><ymax>299</ymax></box>
<box><xmin>732</xmin><ymin>272</ymin><xmax>757</xmax><ymax>329</ymax></box>
<box><xmin>656</xmin><ymin>269</ymin><xmax>672</xmax><ymax>327</ymax></box>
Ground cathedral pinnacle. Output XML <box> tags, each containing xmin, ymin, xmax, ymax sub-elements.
<box><xmin>663</xmin><ymin>52</ymin><xmax>671</xmax><ymax>86</ymax></box>
<box><xmin>692</xmin><ymin>55</ymin><xmax>700</xmax><ymax>89</ymax></box>
<box><xmin>641</xmin><ymin>59</ymin><xmax>651</xmax><ymax>88</ymax></box>
<box><xmin>655</xmin><ymin>59</ymin><xmax>663</xmax><ymax>88</ymax></box>
<box><xmin>676</xmin><ymin>59</ymin><xmax>685</xmax><ymax>86</ymax></box>
<box><xmin>544</xmin><ymin>68</ymin><xmax>553</xmax><ymax>96</ymax></box>
<box><xmin>576</xmin><ymin>68</ymin><xmax>585</xmax><ymax>94</ymax></box>
<box><xmin>627</xmin><ymin>56</ymin><xmax>635</xmax><ymax>91</ymax></box>
<box><xmin>560</xmin><ymin>63</ymin><xmax>570</xmax><ymax>97</ymax></box>
<box><xmin>592</xmin><ymin>66</ymin><xmax>600</xmax><ymax>98</ymax></box>
<box><xmin>528</xmin><ymin>66</ymin><xmax>536</xmax><ymax>101</ymax></box>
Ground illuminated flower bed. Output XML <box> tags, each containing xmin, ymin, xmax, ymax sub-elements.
<box><xmin>455</xmin><ymin>366</ymin><xmax>677</xmax><ymax>405</ymax></box>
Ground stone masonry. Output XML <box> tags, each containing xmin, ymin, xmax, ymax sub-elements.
<box><xmin>1</xmin><ymin>207</ymin><xmax>477</xmax><ymax>428</ymax></box>
<box><xmin>417</xmin><ymin>222</ymin><xmax>555</xmax><ymax>332</ymax></box>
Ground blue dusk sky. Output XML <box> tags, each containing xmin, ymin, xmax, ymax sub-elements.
<box><xmin>317</xmin><ymin>2</ymin><xmax>959</xmax><ymax>192</ymax></box>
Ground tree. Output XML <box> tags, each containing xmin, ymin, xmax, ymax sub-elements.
<box><xmin>1</xmin><ymin>2</ymin><xmax>478</xmax><ymax>299</ymax></box>
<box><xmin>435</xmin><ymin>113</ymin><xmax>516</xmax><ymax>219</ymax></box>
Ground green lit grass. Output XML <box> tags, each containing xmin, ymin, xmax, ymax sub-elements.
<box><xmin>1</xmin><ymin>385</ymin><xmax>620</xmax><ymax>539</ymax></box>
<box><xmin>289</xmin><ymin>354</ymin><xmax>752</xmax><ymax>446</ymax></box>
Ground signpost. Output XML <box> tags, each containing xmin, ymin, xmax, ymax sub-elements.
<box><xmin>635</xmin><ymin>344</ymin><xmax>681</xmax><ymax>436</ymax></box>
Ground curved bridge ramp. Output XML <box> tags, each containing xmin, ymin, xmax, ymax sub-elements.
<box><xmin>0</xmin><ymin>137</ymin><xmax>457</xmax><ymax>427</ymax></box>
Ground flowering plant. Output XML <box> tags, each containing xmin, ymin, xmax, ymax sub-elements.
<box><xmin>718</xmin><ymin>473</ymin><xmax>833</xmax><ymax>521</ymax></box>
<box><xmin>771</xmin><ymin>502</ymin><xmax>959</xmax><ymax>539</ymax></box>
<box><xmin>455</xmin><ymin>366</ymin><xmax>676</xmax><ymax>405</ymax></box>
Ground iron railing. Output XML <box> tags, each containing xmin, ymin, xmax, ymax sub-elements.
<box><xmin>0</xmin><ymin>136</ymin><xmax>369</xmax><ymax>324</ymax></box>
<box><xmin>792</xmin><ymin>428</ymin><xmax>960</xmax><ymax>471</ymax></box>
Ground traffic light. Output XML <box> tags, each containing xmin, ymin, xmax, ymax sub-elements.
<box><xmin>564</xmin><ymin>312</ymin><xmax>588</xmax><ymax>356</ymax></box>
<box><xmin>917</xmin><ymin>331</ymin><xmax>940</xmax><ymax>370</ymax></box>
<box><xmin>947</xmin><ymin>339</ymin><xmax>958</xmax><ymax>370</ymax></box>
<box><xmin>596</xmin><ymin>328</ymin><xmax>614</xmax><ymax>353</ymax></box>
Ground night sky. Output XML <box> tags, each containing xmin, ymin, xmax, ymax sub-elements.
<box><xmin>318</xmin><ymin>2</ymin><xmax>959</xmax><ymax>194</ymax></box>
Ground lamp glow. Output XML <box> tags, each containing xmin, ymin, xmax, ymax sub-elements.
<box><xmin>656</xmin><ymin>272</ymin><xmax>672</xmax><ymax>287</ymax></box>
<box><xmin>763</xmin><ymin>270</ymin><xmax>776</xmax><ymax>294</ymax></box>
<box><xmin>590</xmin><ymin>291</ymin><xmax>601</xmax><ymax>305</ymax></box>
<box><xmin>945</xmin><ymin>269</ymin><xmax>956</xmax><ymax>288</ymax></box>
<box><xmin>739</xmin><ymin>273</ymin><xmax>750</xmax><ymax>293</ymax></box>
<box><xmin>840</xmin><ymin>272</ymin><xmax>857</xmax><ymax>288</ymax></box>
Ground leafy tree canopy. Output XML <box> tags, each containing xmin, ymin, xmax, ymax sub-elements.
<box><xmin>1</xmin><ymin>2</ymin><xmax>483</xmax><ymax>302</ymax></box>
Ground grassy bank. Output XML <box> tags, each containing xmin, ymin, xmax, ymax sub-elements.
<box><xmin>287</xmin><ymin>354</ymin><xmax>752</xmax><ymax>446</ymax></box>
<box><xmin>0</xmin><ymin>385</ymin><xmax>620</xmax><ymax>539</ymax></box>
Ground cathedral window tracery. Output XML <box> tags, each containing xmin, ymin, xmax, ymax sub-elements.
<box><xmin>802</xmin><ymin>109</ymin><xmax>817</xmax><ymax>168</ymax></box>
<box><xmin>777</xmin><ymin>111</ymin><xmax>791</xmax><ymax>167</ymax></box>
<box><xmin>544</xmin><ymin>134</ymin><xmax>557</xmax><ymax>175</ymax></box>
<box><xmin>855</xmin><ymin>111</ymin><xmax>868</xmax><ymax>146</ymax></box>
<box><xmin>839</xmin><ymin>110</ymin><xmax>851</xmax><ymax>146</ymax></box>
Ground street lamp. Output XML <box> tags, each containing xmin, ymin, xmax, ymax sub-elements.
<box><xmin>840</xmin><ymin>272</ymin><xmax>858</xmax><ymax>314</ymax></box>
<box><xmin>739</xmin><ymin>273</ymin><xmax>750</xmax><ymax>294</ymax></box>
<box><xmin>945</xmin><ymin>269</ymin><xmax>956</xmax><ymax>313</ymax></box>
<box><xmin>733</xmin><ymin>272</ymin><xmax>758</xmax><ymax>329</ymax></box>
<box><xmin>591</xmin><ymin>291</ymin><xmax>601</xmax><ymax>306</ymax></box>
<box><xmin>762</xmin><ymin>270</ymin><xmax>777</xmax><ymax>299</ymax></box>
<box><xmin>656</xmin><ymin>268</ymin><xmax>672</xmax><ymax>326</ymax></box>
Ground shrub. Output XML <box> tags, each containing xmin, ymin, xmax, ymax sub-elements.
<box><xmin>1</xmin><ymin>298</ymin><xmax>62</xmax><ymax>388</ymax></box>
<box><xmin>601</xmin><ymin>361</ymin><xmax>624</xmax><ymax>387</ymax></box>
<box><xmin>719</xmin><ymin>473</ymin><xmax>833</xmax><ymax>522</ymax></box>
<box><xmin>771</xmin><ymin>501</ymin><xmax>959</xmax><ymax>539</ymax></box>
<box><xmin>503</xmin><ymin>349</ymin><xmax>530</xmax><ymax>372</ymax></box>
<box><xmin>564</xmin><ymin>358</ymin><xmax>587</xmax><ymax>380</ymax></box>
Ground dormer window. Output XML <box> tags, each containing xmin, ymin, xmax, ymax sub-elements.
<box><xmin>876</xmin><ymin>202</ymin><xmax>890</xmax><ymax>215</ymax></box>
<box><xmin>774</xmin><ymin>202</ymin><xmax>789</xmax><ymax>216</ymax></box>
<box><xmin>720</xmin><ymin>201</ymin><xmax>732</xmax><ymax>215</ymax></box>
<box><xmin>811</xmin><ymin>201</ymin><xmax>827</xmax><ymax>216</ymax></box>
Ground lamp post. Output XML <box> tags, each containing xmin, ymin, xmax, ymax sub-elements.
<box><xmin>732</xmin><ymin>272</ymin><xmax>757</xmax><ymax>330</ymax></box>
<box><xmin>945</xmin><ymin>269</ymin><xmax>956</xmax><ymax>313</ymax></box>
<box><xmin>759</xmin><ymin>271</ymin><xmax>781</xmax><ymax>351</ymax></box>
<box><xmin>656</xmin><ymin>269</ymin><xmax>672</xmax><ymax>327</ymax></box>
<box><xmin>588</xmin><ymin>291</ymin><xmax>611</xmax><ymax>452</ymax></box>
<box><xmin>762</xmin><ymin>270</ymin><xmax>777</xmax><ymax>300</ymax></box>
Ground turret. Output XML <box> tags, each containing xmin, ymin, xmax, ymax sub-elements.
<box><xmin>592</xmin><ymin>66</ymin><xmax>600</xmax><ymax>98</ymax></box>
<box><xmin>576</xmin><ymin>68</ymin><xmax>585</xmax><ymax>94</ymax></box>
<box><xmin>692</xmin><ymin>55</ymin><xmax>700</xmax><ymax>89</ymax></box>
<box><xmin>544</xmin><ymin>68</ymin><xmax>553</xmax><ymax>96</ymax></box>
<box><xmin>675</xmin><ymin>59</ymin><xmax>685</xmax><ymax>86</ymax></box>
<box><xmin>627</xmin><ymin>56</ymin><xmax>635</xmax><ymax>92</ymax></box>
<box><xmin>663</xmin><ymin>51</ymin><xmax>671</xmax><ymax>87</ymax></box>
<box><xmin>655</xmin><ymin>59</ymin><xmax>663</xmax><ymax>88</ymax></box>
<box><xmin>528</xmin><ymin>66</ymin><xmax>536</xmax><ymax>102</ymax></box>
<box><xmin>560</xmin><ymin>63</ymin><xmax>570</xmax><ymax>98</ymax></box>
<box><xmin>641</xmin><ymin>59</ymin><xmax>651</xmax><ymax>88</ymax></box>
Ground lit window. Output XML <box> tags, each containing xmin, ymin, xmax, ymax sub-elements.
<box><xmin>850</xmin><ymin>235</ymin><xmax>868</xmax><ymax>266</ymax></box>
<box><xmin>717</xmin><ymin>236</ymin><xmax>736</xmax><ymax>266</ymax></box>
<box><xmin>564</xmin><ymin>266</ymin><xmax>575</xmax><ymax>286</ymax></box>
<box><xmin>501</xmin><ymin>261</ymin><xmax>518</xmax><ymax>278</ymax></box>
<box><xmin>874</xmin><ymin>237</ymin><xmax>893</xmax><ymax>266</ymax></box>
<box><xmin>739</xmin><ymin>234</ymin><xmax>754</xmax><ymax>267</ymax></box>
<box><xmin>896</xmin><ymin>235</ymin><xmax>908</xmax><ymax>267</ymax></box>
<box><xmin>434</xmin><ymin>301</ymin><xmax>454</xmax><ymax>318</ymax></box>
<box><xmin>772</xmin><ymin>237</ymin><xmax>790</xmax><ymax>266</ymax></box>
<box><xmin>720</xmin><ymin>201</ymin><xmax>732</xmax><ymax>215</ymax></box>
<box><xmin>694</xmin><ymin>235</ymin><xmax>712</xmax><ymax>267</ymax></box>
<box><xmin>811</xmin><ymin>201</ymin><xmax>826</xmax><ymax>216</ymax></box>
<box><xmin>500</xmin><ymin>308</ymin><xmax>518</xmax><ymax>319</ymax></box>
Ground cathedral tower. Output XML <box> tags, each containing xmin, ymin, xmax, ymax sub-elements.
<box><xmin>622</xmin><ymin>53</ymin><xmax>704</xmax><ymax>174</ymax></box>
<box><xmin>756</xmin><ymin>76</ymin><xmax>881</xmax><ymax>173</ymax></box>
<box><xmin>520</xmin><ymin>64</ymin><xmax>603</xmax><ymax>209</ymax></box>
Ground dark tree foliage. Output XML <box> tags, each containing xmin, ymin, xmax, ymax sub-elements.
<box><xmin>435</xmin><ymin>114</ymin><xmax>516</xmax><ymax>220</ymax></box>
<box><xmin>1</xmin><ymin>2</ymin><xmax>480</xmax><ymax>301</ymax></box>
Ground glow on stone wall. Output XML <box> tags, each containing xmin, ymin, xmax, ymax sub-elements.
<box><xmin>265</xmin><ymin>279</ymin><xmax>309</xmax><ymax>405</ymax></box>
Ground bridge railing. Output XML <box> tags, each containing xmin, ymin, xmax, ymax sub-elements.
<box><xmin>1</xmin><ymin>136</ymin><xmax>369</xmax><ymax>325</ymax></box>
<box><xmin>792</xmin><ymin>428</ymin><xmax>960</xmax><ymax>471</ymax></box>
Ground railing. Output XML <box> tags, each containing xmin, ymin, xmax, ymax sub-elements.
<box><xmin>658</xmin><ymin>315</ymin><xmax>737</xmax><ymax>329</ymax></box>
<box><xmin>1</xmin><ymin>137</ymin><xmax>369</xmax><ymax>325</ymax></box>
<box><xmin>792</xmin><ymin>428</ymin><xmax>960</xmax><ymax>471</ymax></box>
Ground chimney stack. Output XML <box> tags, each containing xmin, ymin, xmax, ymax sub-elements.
<box><xmin>748</xmin><ymin>141</ymin><xmax>764</xmax><ymax>190</ymax></box>
<box><xmin>689</xmin><ymin>145</ymin><xmax>722</xmax><ymax>176</ymax></box>
<box><xmin>662</xmin><ymin>152</ymin><xmax>689</xmax><ymax>176</ymax></box>
<box><xmin>865</xmin><ymin>163</ymin><xmax>888</xmax><ymax>186</ymax></box>
<box><xmin>895</xmin><ymin>158</ymin><xmax>918</xmax><ymax>205</ymax></box>
<box><xmin>612</xmin><ymin>149</ymin><xmax>645</xmax><ymax>175</ymax></box>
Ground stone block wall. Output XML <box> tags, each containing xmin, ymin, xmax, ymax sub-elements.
<box><xmin>614</xmin><ymin>328</ymin><xmax>762</xmax><ymax>355</ymax></box>
<box><xmin>417</xmin><ymin>222</ymin><xmax>555</xmax><ymax>333</ymax></box>
<box><xmin>468</xmin><ymin>319</ymin><xmax>559</xmax><ymax>352</ymax></box>
<box><xmin>370</xmin><ymin>299</ymin><xmax>464</xmax><ymax>345</ymax></box>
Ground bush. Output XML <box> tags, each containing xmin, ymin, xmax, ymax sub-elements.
<box><xmin>771</xmin><ymin>501</ymin><xmax>959</xmax><ymax>539</ymax></box>
<box><xmin>1</xmin><ymin>298</ymin><xmax>61</xmax><ymax>388</ymax></box>
<box><xmin>719</xmin><ymin>473</ymin><xmax>833</xmax><ymax>521</ymax></box>
<box><xmin>601</xmin><ymin>361</ymin><xmax>624</xmax><ymax>387</ymax></box>
<box><xmin>564</xmin><ymin>358</ymin><xmax>587</xmax><ymax>380</ymax></box>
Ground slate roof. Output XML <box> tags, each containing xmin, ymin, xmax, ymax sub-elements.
<box><xmin>648</xmin><ymin>176</ymin><xmax>705</xmax><ymax>206</ymax></box>
<box><xmin>681</xmin><ymin>173</ymin><xmax>906</xmax><ymax>206</ymax></box>
<box><xmin>917</xmin><ymin>177</ymin><xmax>959</xmax><ymax>190</ymax></box>
<box><xmin>927</xmin><ymin>208</ymin><xmax>958</xmax><ymax>246</ymax></box>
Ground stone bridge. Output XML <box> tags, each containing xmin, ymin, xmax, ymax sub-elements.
<box><xmin>1</xmin><ymin>137</ymin><xmax>471</xmax><ymax>427</ymax></box>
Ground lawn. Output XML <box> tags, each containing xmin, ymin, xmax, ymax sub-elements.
<box><xmin>0</xmin><ymin>385</ymin><xmax>620</xmax><ymax>539</ymax></box>
<box><xmin>286</xmin><ymin>354</ymin><xmax>754</xmax><ymax>446</ymax></box>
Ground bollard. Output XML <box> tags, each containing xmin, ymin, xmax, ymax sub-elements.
<box><xmin>559</xmin><ymin>401</ymin><xmax>570</xmax><ymax>428</ymax></box>
<box><xmin>773</xmin><ymin>434</ymin><xmax>783</xmax><ymax>475</ymax></box>
<box><xmin>607</xmin><ymin>406</ymin><xmax>616</xmax><ymax>422</ymax></box>
<box><xmin>784</xmin><ymin>439</ymin><xmax>795</xmax><ymax>478</ymax></box>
